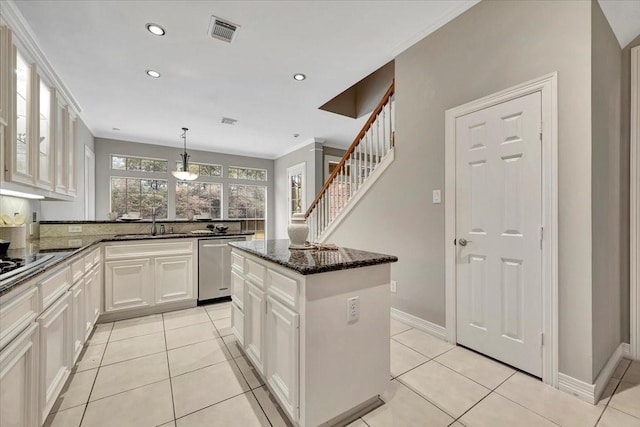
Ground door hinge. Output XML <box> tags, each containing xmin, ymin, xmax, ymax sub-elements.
<box><xmin>540</xmin><ymin>332</ymin><xmax>544</xmax><ymax>347</ymax></box>
<box><xmin>540</xmin><ymin>226</ymin><xmax>544</xmax><ymax>249</ymax></box>
<box><xmin>539</xmin><ymin>132</ymin><xmax>542</xmax><ymax>142</ymax></box>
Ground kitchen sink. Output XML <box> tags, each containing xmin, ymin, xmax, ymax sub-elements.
<box><xmin>113</xmin><ymin>233</ymin><xmax>178</xmax><ymax>239</ymax></box>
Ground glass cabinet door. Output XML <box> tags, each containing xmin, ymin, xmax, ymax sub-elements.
<box><xmin>54</xmin><ymin>99</ymin><xmax>68</xmax><ymax>193</ymax></box>
<box><xmin>38</xmin><ymin>79</ymin><xmax>54</xmax><ymax>188</ymax></box>
<box><xmin>14</xmin><ymin>50</ymin><xmax>33</xmax><ymax>182</ymax></box>
<box><xmin>67</xmin><ymin>113</ymin><xmax>77</xmax><ymax>195</ymax></box>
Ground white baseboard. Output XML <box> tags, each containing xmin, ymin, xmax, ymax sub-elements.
<box><xmin>558</xmin><ymin>342</ymin><xmax>626</xmax><ymax>405</ymax></box>
<box><xmin>622</xmin><ymin>343</ymin><xmax>632</xmax><ymax>359</ymax></box>
<box><xmin>390</xmin><ymin>307</ymin><xmax>447</xmax><ymax>341</ymax></box>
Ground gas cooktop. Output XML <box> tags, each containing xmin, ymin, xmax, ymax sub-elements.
<box><xmin>0</xmin><ymin>253</ymin><xmax>56</xmax><ymax>291</ymax></box>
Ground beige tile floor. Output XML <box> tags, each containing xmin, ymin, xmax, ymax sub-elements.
<box><xmin>45</xmin><ymin>307</ymin><xmax>640</xmax><ymax>427</ymax></box>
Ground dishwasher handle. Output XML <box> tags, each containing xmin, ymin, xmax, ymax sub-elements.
<box><xmin>201</xmin><ymin>243</ymin><xmax>230</xmax><ymax>248</ymax></box>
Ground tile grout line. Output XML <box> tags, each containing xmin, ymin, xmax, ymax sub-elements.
<box><xmin>161</xmin><ymin>312</ymin><xmax>178</xmax><ymax>425</ymax></box>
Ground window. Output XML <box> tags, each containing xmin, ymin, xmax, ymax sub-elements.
<box><xmin>175</xmin><ymin>181</ymin><xmax>222</xmax><ymax>219</ymax></box>
<box><xmin>111</xmin><ymin>155</ymin><xmax>168</xmax><ymax>172</ymax></box>
<box><xmin>228</xmin><ymin>166</ymin><xmax>267</xmax><ymax>181</ymax></box>
<box><xmin>287</xmin><ymin>163</ymin><xmax>306</xmax><ymax>219</ymax></box>
<box><xmin>176</xmin><ymin>162</ymin><xmax>222</xmax><ymax>177</ymax></box>
<box><xmin>110</xmin><ymin>177</ymin><xmax>168</xmax><ymax>218</ymax></box>
<box><xmin>228</xmin><ymin>184</ymin><xmax>266</xmax><ymax>219</ymax></box>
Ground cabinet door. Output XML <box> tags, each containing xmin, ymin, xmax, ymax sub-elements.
<box><xmin>38</xmin><ymin>292</ymin><xmax>72</xmax><ymax>423</ymax></box>
<box><xmin>231</xmin><ymin>269</ymin><xmax>244</xmax><ymax>310</ymax></box>
<box><xmin>53</xmin><ymin>98</ymin><xmax>67</xmax><ymax>194</ymax></box>
<box><xmin>70</xmin><ymin>279</ymin><xmax>85</xmax><ymax>363</ymax></box>
<box><xmin>266</xmin><ymin>296</ymin><xmax>299</xmax><ymax>422</ymax></box>
<box><xmin>104</xmin><ymin>258</ymin><xmax>152</xmax><ymax>312</ymax></box>
<box><xmin>10</xmin><ymin>48</ymin><xmax>35</xmax><ymax>185</ymax></box>
<box><xmin>84</xmin><ymin>265</ymin><xmax>101</xmax><ymax>339</ymax></box>
<box><xmin>37</xmin><ymin>77</ymin><xmax>54</xmax><ymax>190</ymax></box>
<box><xmin>244</xmin><ymin>282</ymin><xmax>265</xmax><ymax>375</ymax></box>
<box><xmin>231</xmin><ymin>301</ymin><xmax>244</xmax><ymax>346</ymax></box>
<box><xmin>154</xmin><ymin>255</ymin><xmax>193</xmax><ymax>304</ymax></box>
<box><xmin>0</xmin><ymin>322</ymin><xmax>39</xmax><ymax>427</ymax></box>
<box><xmin>66</xmin><ymin>113</ymin><xmax>76</xmax><ymax>195</ymax></box>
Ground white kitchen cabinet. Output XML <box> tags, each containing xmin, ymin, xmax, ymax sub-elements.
<box><xmin>266</xmin><ymin>295</ymin><xmax>299</xmax><ymax>422</ymax></box>
<box><xmin>36</xmin><ymin>76</ymin><xmax>54</xmax><ymax>190</ymax></box>
<box><xmin>70</xmin><ymin>278</ymin><xmax>85</xmax><ymax>363</ymax></box>
<box><xmin>0</xmin><ymin>322</ymin><xmax>39</xmax><ymax>427</ymax></box>
<box><xmin>244</xmin><ymin>282</ymin><xmax>265</xmax><ymax>375</ymax></box>
<box><xmin>86</xmin><ymin>264</ymin><xmax>101</xmax><ymax>333</ymax></box>
<box><xmin>53</xmin><ymin>97</ymin><xmax>68</xmax><ymax>194</ymax></box>
<box><xmin>155</xmin><ymin>255</ymin><xmax>193</xmax><ymax>304</ymax></box>
<box><xmin>104</xmin><ymin>258</ymin><xmax>152</xmax><ymax>312</ymax></box>
<box><xmin>231</xmin><ymin>302</ymin><xmax>244</xmax><ymax>346</ymax></box>
<box><xmin>66</xmin><ymin>111</ymin><xmax>77</xmax><ymax>195</ymax></box>
<box><xmin>0</xmin><ymin>25</ymin><xmax>10</xmax><ymax>127</ymax></box>
<box><xmin>37</xmin><ymin>291</ymin><xmax>72</xmax><ymax>424</ymax></box>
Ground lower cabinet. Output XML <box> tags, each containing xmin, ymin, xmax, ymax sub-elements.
<box><xmin>0</xmin><ymin>322</ymin><xmax>40</xmax><ymax>427</ymax></box>
<box><xmin>70</xmin><ymin>278</ymin><xmax>85</xmax><ymax>363</ymax></box>
<box><xmin>104</xmin><ymin>258</ymin><xmax>152</xmax><ymax>312</ymax></box>
<box><xmin>155</xmin><ymin>255</ymin><xmax>193</xmax><ymax>304</ymax></box>
<box><xmin>85</xmin><ymin>264</ymin><xmax>101</xmax><ymax>337</ymax></box>
<box><xmin>37</xmin><ymin>291</ymin><xmax>73</xmax><ymax>424</ymax></box>
<box><xmin>265</xmin><ymin>295</ymin><xmax>299</xmax><ymax>421</ymax></box>
<box><xmin>244</xmin><ymin>282</ymin><xmax>265</xmax><ymax>375</ymax></box>
<box><xmin>231</xmin><ymin>301</ymin><xmax>244</xmax><ymax>346</ymax></box>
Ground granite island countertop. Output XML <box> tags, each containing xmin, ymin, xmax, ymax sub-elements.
<box><xmin>229</xmin><ymin>239</ymin><xmax>398</xmax><ymax>275</ymax></box>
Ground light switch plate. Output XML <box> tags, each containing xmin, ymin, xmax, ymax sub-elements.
<box><xmin>432</xmin><ymin>189</ymin><xmax>441</xmax><ymax>204</ymax></box>
<box><xmin>347</xmin><ymin>296</ymin><xmax>359</xmax><ymax>322</ymax></box>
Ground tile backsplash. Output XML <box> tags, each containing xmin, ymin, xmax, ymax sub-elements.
<box><xmin>0</xmin><ymin>195</ymin><xmax>41</xmax><ymax>226</ymax></box>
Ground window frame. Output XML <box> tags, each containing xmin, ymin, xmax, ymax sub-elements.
<box><xmin>109</xmin><ymin>176</ymin><xmax>169</xmax><ymax>219</ymax></box>
<box><xmin>286</xmin><ymin>162</ymin><xmax>306</xmax><ymax>220</ymax></box>
<box><xmin>227</xmin><ymin>166</ymin><xmax>268</xmax><ymax>181</ymax></box>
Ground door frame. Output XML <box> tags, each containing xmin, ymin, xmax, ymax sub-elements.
<box><xmin>444</xmin><ymin>72</ymin><xmax>558</xmax><ymax>386</ymax></box>
<box><xmin>631</xmin><ymin>46</ymin><xmax>640</xmax><ymax>360</ymax></box>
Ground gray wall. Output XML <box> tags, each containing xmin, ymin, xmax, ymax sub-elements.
<box><xmin>590</xmin><ymin>1</ymin><xmax>623</xmax><ymax>379</ymax></box>
<box><xmin>273</xmin><ymin>140</ymin><xmax>323</xmax><ymax>239</ymax></box>
<box><xmin>94</xmin><ymin>137</ymin><xmax>275</xmax><ymax>238</ymax></box>
<box><xmin>621</xmin><ymin>33</ymin><xmax>640</xmax><ymax>344</ymax></box>
<box><xmin>40</xmin><ymin>118</ymin><xmax>95</xmax><ymax>220</ymax></box>
<box><xmin>326</xmin><ymin>0</ymin><xmax>597</xmax><ymax>382</ymax></box>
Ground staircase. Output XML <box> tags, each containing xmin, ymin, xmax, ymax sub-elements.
<box><xmin>305</xmin><ymin>81</ymin><xmax>395</xmax><ymax>242</ymax></box>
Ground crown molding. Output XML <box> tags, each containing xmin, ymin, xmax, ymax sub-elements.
<box><xmin>1</xmin><ymin>0</ymin><xmax>83</xmax><ymax>114</ymax></box>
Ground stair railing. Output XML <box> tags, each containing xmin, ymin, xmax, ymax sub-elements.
<box><xmin>305</xmin><ymin>81</ymin><xmax>395</xmax><ymax>242</ymax></box>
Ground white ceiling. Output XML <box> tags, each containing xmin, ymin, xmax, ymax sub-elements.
<box><xmin>11</xmin><ymin>1</ymin><xmax>640</xmax><ymax>160</ymax></box>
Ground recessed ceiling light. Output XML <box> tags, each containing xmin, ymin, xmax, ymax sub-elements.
<box><xmin>112</xmin><ymin>127</ymin><xmax>120</xmax><ymax>131</ymax></box>
<box><xmin>293</xmin><ymin>73</ymin><xmax>306</xmax><ymax>81</ymax></box>
<box><xmin>293</xmin><ymin>133</ymin><xmax>300</xmax><ymax>138</ymax></box>
<box><xmin>146</xmin><ymin>23</ymin><xmax>166</xmax><ymax>36</ymax></box>
<box><xmin>146</xmin><ymin>70</ymin><xmax>161</xmax><ymax>78</ymax></box>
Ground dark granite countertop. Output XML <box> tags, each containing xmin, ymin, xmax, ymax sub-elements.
<box><xmin>229</xmin><ymin>239</ymin><xmax>398</xmax><ymax>275</ymax></box>
<box><xmin>40</xmin><ymin>219</ymin><xmax>243</xmax><ymax>224</ymax></box>
<box><xmin>0</xmin><ymin>231</ymin><xmax>254</xmax><ymax>297</ymax></box>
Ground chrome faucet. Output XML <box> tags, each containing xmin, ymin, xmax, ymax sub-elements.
<box><xmin>151</xmin><ymin>208</ymin><xmax>157</xmax><ymax>236</ymax></box>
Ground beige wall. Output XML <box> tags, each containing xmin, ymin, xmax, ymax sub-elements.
<box><xmin>327</xmin><ymin>0</ymin><xmax>596</xmax><ymax>382</ymax></box>
<box><xmin>621</xmin><ymin>34</ymin><xmax>640</xmax><ymax>343</ymax></box>
<box><xmin>590</xmin><ymin>1</ymin><xmax>623</xmax><ymax>379</ymax></box>
<box><xmin>273</xmin><ymin>141</ymin><xmax>323</xmax><ymax>239</ymax></box>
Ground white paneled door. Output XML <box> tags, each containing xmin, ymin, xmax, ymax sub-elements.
<box><xmin>455</xmin><ymin>91</ymin><xmax>543</xmax><ymax>377</ymax></box>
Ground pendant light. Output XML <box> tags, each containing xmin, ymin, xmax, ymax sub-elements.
<box><xmin>171</xmin><ymin>127</ymin><xmax>198</xmax><ymax>181</ymax></box>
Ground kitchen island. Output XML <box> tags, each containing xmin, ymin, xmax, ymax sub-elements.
<box><xmin>229</xmin><ymin>239</ymin><xmax>397</xmax><ymax>427</ymax></box>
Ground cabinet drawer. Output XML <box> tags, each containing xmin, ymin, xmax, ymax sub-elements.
<box><xmin>231</xmin><ymin>252</ymin><xmax>244</xmax><ymax>272</ymax></box>
<box><xmin>84</xmin><ymin>247</ymin><xmax>101</xmax><ymax>271</ymax></box>
<box><xmin>39</xmin><ymin>266</ymin><xmax>71</xmax><ymax>310</ymax></box>
<box><xmin>70</xmin><ymin>257</ymin><xmax>85</xmax><ymax>283</ymax></box>
<box><xmin>0</xmin><ymin>286</ymin><xmax>39</xmax><ymax>349</ymax></box>
<box><xmin>104</xmin><ymin>241</ymin><xmax>193</xmax><ymax>259</ymax></box>
<box><xmin>245</xmin><ymin>258</ymin><xmax>265</xmax><ymax>288</ymax></box>
<box><xmin>231</xmin><ymin>270</ymin><xmax>244</xmax><ymax>310</ymax></box>
<box><xmin>267</xmin><ymin>269</ymin><xmax>299</xmax><ymax>309</ymax></box>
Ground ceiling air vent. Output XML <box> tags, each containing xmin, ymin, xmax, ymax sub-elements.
<box><xmin>221</xmin><ymin>117</ymin><xmax>237</xmax><ymax>125</ymax></box>
<box><xmin>208</xmin><ymin>16</ymin><xmax>239</xmax><ymax>43</ymax></box>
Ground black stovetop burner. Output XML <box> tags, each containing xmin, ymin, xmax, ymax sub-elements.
<box><xmin>0</xmin><ymin>257</ymin><xmax>25</xmax><ymax>274</ymax></box>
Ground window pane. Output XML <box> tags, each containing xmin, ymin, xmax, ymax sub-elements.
<box><xmin>228</xmin><ymin>167</ymin><xmax>267</xmax><ymax>181</ymax></box>
<box><xmin>110</xmin><ymin>177</ymin><xmax>167</xmax><ymax>219</ymax></box>
<box><xmin>175</xmin><ymin>181</ymin><xmax>222</xmax><ymax>219</ymax></box>
<box><xmin>154</xmin><ymin>160</ymin><xmax>168</xmax><ymax>172</ymax></box>
<box><xmin>141</xmin><ymin>159</ymin><xmax>155</xmax><ymax>171</ymax></box>
<box><xmin>228</xmin><ymin>184</ymin><xmax>266</xmax><ymax>219</ymax></box>
<box><xmin>111</xmin><ymin>156</ymin><xmax>126</xmax><ymax>170</ymax></box>
<box><xmin>126</xmin><ymin>157</ymin><xmax>141</xmax><ymax>171</ymax></box>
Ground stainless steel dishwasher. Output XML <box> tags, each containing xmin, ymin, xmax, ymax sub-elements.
<box><xmin>198</xmin><ymin>237</ymin><xmax>247</xmax><ymax>302</ymax></box>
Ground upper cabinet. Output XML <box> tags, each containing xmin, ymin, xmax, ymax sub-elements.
<box><xmin>0</xmin><ymin>20</ymin><xmax>79</xmax><ymax>199</ymax></box>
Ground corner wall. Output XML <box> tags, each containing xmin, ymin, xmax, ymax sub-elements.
<box><xmin>590</xmin><ymin>0</ymin><xmax>624</xmax><ymax>379</ymax></box>
<box><xmin>327</xmin><ymin>0</ymin><xmax>595</xmax><ymax>382</ymax></box>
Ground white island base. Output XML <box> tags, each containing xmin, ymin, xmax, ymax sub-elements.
<box><xmin>229</xmin><ymin>244</ymin><xmax>393</xmax><ymax>427</ymax></box>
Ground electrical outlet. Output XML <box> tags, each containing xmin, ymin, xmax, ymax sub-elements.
<box><xmin>68</xmin><ymin>225</ymin><xmax>83</xmax><ymax>233</ymax></box>
<box><xmin>347</xmin><ymin>296</ymin><xmax>359</xmax><ymax>322</ymax></box>
<box><xmin>390</xmin><ymin>280</ymin><xmax>397</xmax><ymax>293</ymax></box>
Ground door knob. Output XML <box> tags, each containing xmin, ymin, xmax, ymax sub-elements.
<box><xmin>458</xmin><ymin>238</ymin><xmax>472</xmax><ymax>246</ymax></box>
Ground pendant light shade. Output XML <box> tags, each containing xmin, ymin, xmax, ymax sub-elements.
<box><xmin>171</xmin><ymin>127</ymin><xmax>198</xmax><ymax>181</ymax></box>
